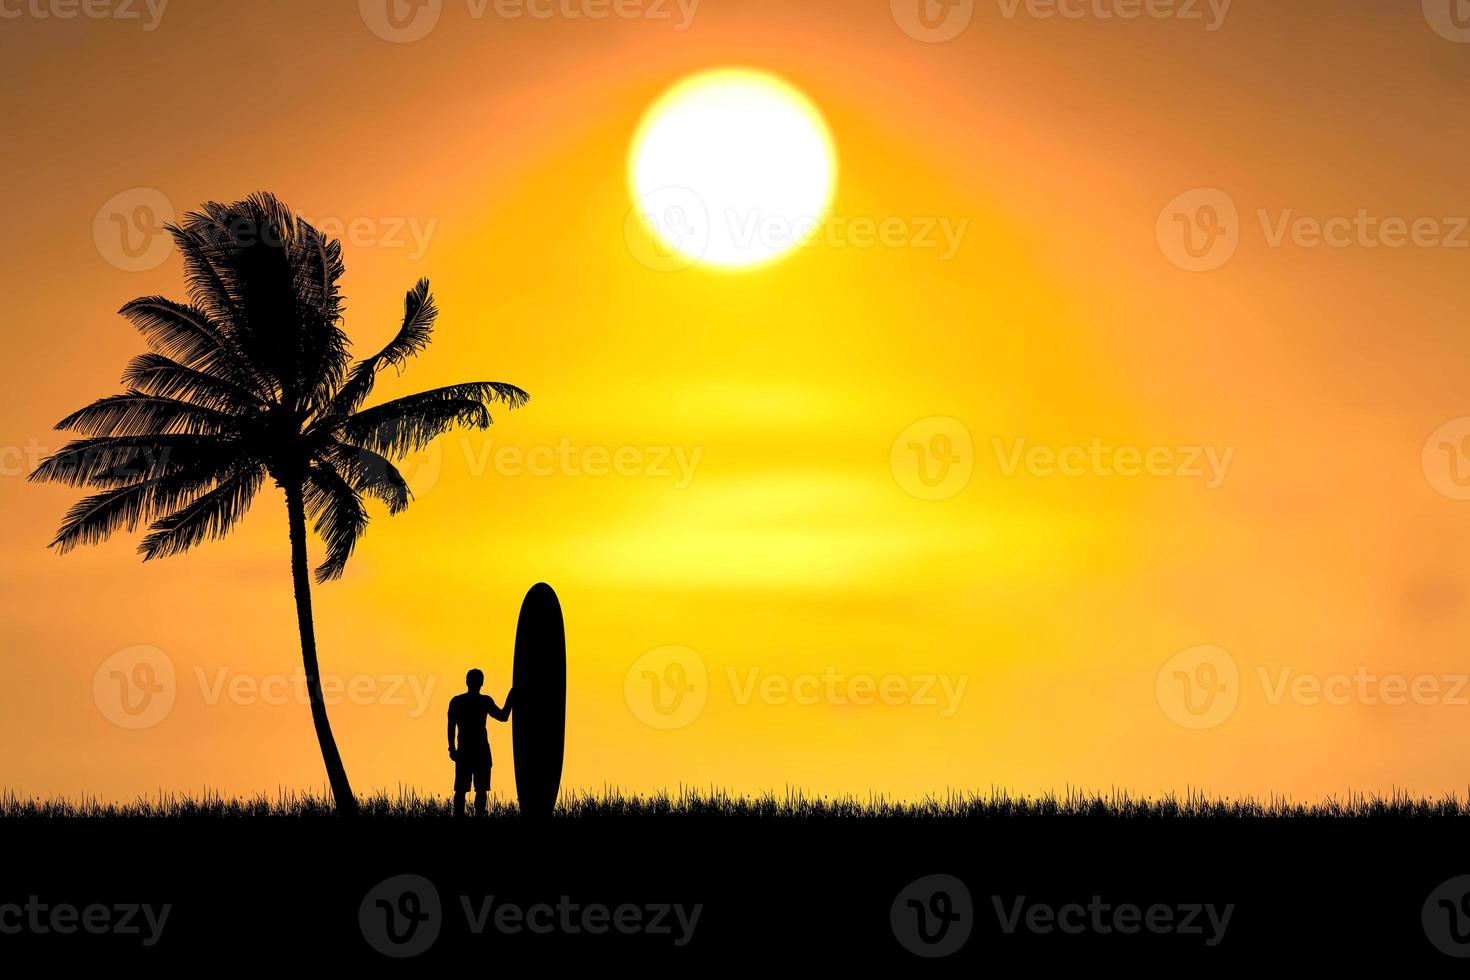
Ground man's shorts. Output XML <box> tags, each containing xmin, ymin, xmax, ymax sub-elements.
<box><xmin>454</xmin><ymin>749</ymin><xmax>491</xmax><ymax>793</ymax></box>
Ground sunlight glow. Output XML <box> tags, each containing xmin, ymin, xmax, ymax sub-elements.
<box><xmin>629</xmin><ymin>69</ymin><xmax>837</xmax><ymax>270</ymax></box>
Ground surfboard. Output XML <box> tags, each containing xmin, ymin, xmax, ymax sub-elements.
<box><xmin>511</xmin><ymin>582</ymin><xmax>566</xmax><ymax>817</ymax></box>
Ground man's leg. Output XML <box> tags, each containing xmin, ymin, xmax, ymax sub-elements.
<box><xmin>453</xmin><ymin>755</ymin><xmax>471</xmax><ymax>817</ymax></box>
<box><xmin>473</xmin><ymin>763</ymin><xmax>490</xmax><ymax>816</ymax></box>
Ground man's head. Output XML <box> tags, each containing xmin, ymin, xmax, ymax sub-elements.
<box><xmin>465</xmin><ymin>668</ymin><xmax>484</xmax><ymax>693</ymax></box>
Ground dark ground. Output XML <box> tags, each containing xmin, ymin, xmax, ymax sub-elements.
<box><xmin>4</xmin><ymin>800</ymin><xmax>1469</xmax><ymax>967</ymax></box>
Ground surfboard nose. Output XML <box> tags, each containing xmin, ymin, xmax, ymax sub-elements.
<box><xmin>525</xmin><ymin>582</ymin><xmax>561</xmax><ymax>612</ymax></box>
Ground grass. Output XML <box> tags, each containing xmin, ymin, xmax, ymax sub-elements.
<box><xmin>4</xmin><ymin>786</ymin><xmax>1470</xmax><ymax>821</ymax></box>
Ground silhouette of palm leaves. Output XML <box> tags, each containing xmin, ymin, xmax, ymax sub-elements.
<box><xmin>31</xmin><ymin>193</ymin><xmax>529</xmax><ymax>583</ymax></box>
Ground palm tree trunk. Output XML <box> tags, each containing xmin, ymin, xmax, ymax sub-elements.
<box><xmin>284</xmin><ymin>480</ymin><xmax>357</xmax><ymax>815</ymax></box>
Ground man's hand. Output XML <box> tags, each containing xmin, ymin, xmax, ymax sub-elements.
<box><xmin>448</xmin><ymin>747</ymin><xmax>457</xmax><ymax>761</ymax></box>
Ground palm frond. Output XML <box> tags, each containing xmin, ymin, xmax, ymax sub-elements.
<box><xmin>303</xmin><ymin>462</ymin><xmax>367</xmax><ymax>582</ymax></box>
<box><xmin>174</xmin><ymin>202</ymin><xmax>300</xmax><ymax>401</ymax></box>
<box><xmin>56</xmin><ymin>392</ymin><xmax>240</xmax><ymax>438</ymax></box>
<box><xmin>45</xmin><ymin>194</ymin><xmax>528</xmax><ymax>588</ymax></box>
<box><xmin>49</xmin><ymin>462</ymin><xmax>237</xmax><ymax>553</ymax></box>
<box><xmin>168</xmin><ymin>218</ymin><xmax>245</xmax><ymax>330</ymax></box>
<box><xmin>340</xmin><ymin>382</ymin><xmax>529</xmax><ymax>458</ymax></box>
<box><xmin>291</xmin><ymin>216</ymin><xmax>351</xmax><ymax>413</ymax></box>
<box><xmin>29</xmin><ymin>435</ymin><xmax>239</xmax><ymax>489</ymax></box>
<box><xmin>325</xmin><ymin>279</ymin><xmax>436</xmax><ymax>419</ymax></box>
<box><xmin>122</xmin><ymin>353</ymin><xmax>266</xmax><ymax>413</ymax></box>
<box><xmin>321</xmin><ymin>442</ymin><xmax>411</xmax><ymax>515</ymax></box>
<box><xmin>291</xmin><ymin>214</ymin><xmax>346</xmax><ymax>323</ymax></box>
<box><xmin>118</xmin><ymin>297</ymin><xmax>261</xmax><ymax>394</ymax></box>
<box><xmin>137</xmin><ymin>466</ymin><xmax>265</xmax><ymax>561</ymax></box>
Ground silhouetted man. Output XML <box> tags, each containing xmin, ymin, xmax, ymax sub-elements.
<box><xmin>448</xmin><ymin>669</ymin><xmax>513</xmax><ymax>817</ymax></box>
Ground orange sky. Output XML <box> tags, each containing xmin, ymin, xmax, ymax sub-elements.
<box><xmin>4</xmin><ymin>1</ymin><xmax>1470</xmax><ymax>804</ymax></box>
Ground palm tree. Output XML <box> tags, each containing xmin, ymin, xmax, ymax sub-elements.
<box><xmin>30</xmin><ymin>194</ymin><xmax>528</xmax><ymax>814</ymax></box>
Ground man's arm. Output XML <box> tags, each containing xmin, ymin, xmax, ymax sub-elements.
<box><xmin>489</xmin><ymin>689</ymin><xmax>514</xmax><ymax>723</ymax></box>
<box><xmin>447</xmin><ymin>702</ymin><xmax>457</xmax><ymax>759</ymax></box>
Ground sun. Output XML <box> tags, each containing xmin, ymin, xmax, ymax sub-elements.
<box><xmin>628</xmin><ymin>69</ymin><xmax>837</xmax><ymax>271</ymax></box>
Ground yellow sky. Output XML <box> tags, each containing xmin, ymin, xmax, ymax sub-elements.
<box><xmin>4</xmin><ymin>1</ymin><xmax>1470</xmax><ymax>802</ymax></box>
